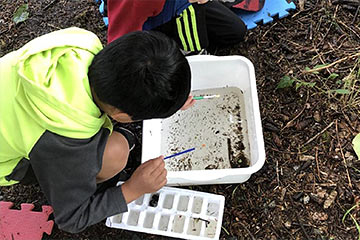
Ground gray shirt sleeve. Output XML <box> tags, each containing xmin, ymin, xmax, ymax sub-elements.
<box><xmin>29</xmin><ymin>128</ymin><xmax>128</xmax><ymax>233</ymax></box>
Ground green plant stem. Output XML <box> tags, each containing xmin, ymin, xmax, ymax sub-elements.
<box><xmin>305</xmin><ymin>53</ymin><xmax>360</xmax><ymax>73</ymax></box>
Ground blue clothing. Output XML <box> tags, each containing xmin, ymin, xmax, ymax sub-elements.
<box><xmin>143</xmin><ymin>0</ymin><xmax>190</xmax><ymax>30</ymax></box>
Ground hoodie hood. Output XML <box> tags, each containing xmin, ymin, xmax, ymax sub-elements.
<box><xmin>0</xmin><ymin>27</ymin><xmax>112</xmax><ymax>185</ymax></box>
<box><xmin>14</xmin><ymin>27</ymin><xmax>109</xmax><ymax>138</ymax></box>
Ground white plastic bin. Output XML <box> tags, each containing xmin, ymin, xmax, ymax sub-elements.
<box><xmin>142</xmin><ymin>56</ymin><xmax>265</xmax><ymax>185</ymax></box>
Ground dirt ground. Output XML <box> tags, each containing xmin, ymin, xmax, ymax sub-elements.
<box><xmin>1</xmin><ymin>0</ymin><xmax>360</xmax><ymax>239</ymax></box>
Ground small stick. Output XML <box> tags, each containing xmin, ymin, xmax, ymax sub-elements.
<box><xmin>282</xmin><ymin>92</ymin><xmax>309</xmax><ymax>130</ymax></box>
<box><xmin>282</xmin><ymin>105</ymin><xmax>306</xmax><ymax>130</ymax></box>
<box><xmin>338</xmin><ymin>20</ymin><xmax>360</xmax><ymax>40</ymax></box>
<box><xmin>313</xmin><ymin>174</ymin><xmax>316</xmax><ymax>193</ymax></box>
<box><xmin>315</xmin><ymin>49</ymin><xmax>332</xmax><ymax>75</ymax></box>
<box><xmin>46</xmin><ymin>23</ymin><xmax>61</xmax><ymax>30</ymax></box>
<box><xmin>315</xmin><ymin>147</ymin><xmax>321</xmax><ymax>180</ymax></box>
<box><xmin>270</xmin><ymin>147</ymin><xmax>302</xmax><ymax>154</ymax></box>
<box><xmin>342</xmin><ymin>110</ymin><xmax>357</xmax><ymax>132</ymax></box>
<box><xmin>311</xmin><ymin>183</ymin><xmax>337</xmax><ymax>187</ymax></box>
<box><xmin>276</xmin><ymin>160</ymin><xmax>280</xmax><ymax>187</ymax></box>
<box><xmin>281</xmin><ymin>222</ymin><xmax>296</xmax><ymax>240</ymax></box>
<box><xmin>221</xmin><ymin>226</ymin><xmax>230</xmax><ymax>235</ymax></box>
<box><xmin>227</xmin><ymin>138</ymin><xmax>232</xmax><ymax>163</ymax></box>
<box><xmin>239</xmin><ymin>222</ymin><xmax>256</xmax><ymax>240</ymax></box>
<box><xmin>43</xmin><ymin>0</ymin><xmax>58</xmax><ymax>11</ymax></box>
<box><xmin>304</xmin><ymin>52</ymin><xmax>360</xmax><ymax>73</ymax></box>
<box><xmin>292</xmin><ymin>222</ymin><xmax>313</xmax><ymax>227</ymax></box>
<box><xmin>289</xmin><ymin>197</ymin><xmax>311</xmax><ymax>240</ymax></box>
<box><xmin>335</xmin><ymin>120</ymin><xmax>353</xmax><ymax>189</ymax></box>
<box><xmin>164</xmin><ymin>147</ymin><xmax>195</xmax><ymax>160</ymax></box>
<box><xmin>302</xmin><ymin>121</ymin><xmax>334</xmax><ymax>146</ymax></box>
<box><xmin>0</xmin><ymin>29</ymin><xmax>9</xmax><ymax>35</ymax></box>
<box><xmin>353</xmin><ymin>6</ymin><xmax>359</xmax><ymax>24</ymax></box>
<box><xmin>296</xmin><ymin>214</ymin><xmax>311</xmax><ymax>240</ymax></box>
<box><xmin>295</xmin><ymin>160</ymin><xmax>312</xmax><ymax>174</ymax></box>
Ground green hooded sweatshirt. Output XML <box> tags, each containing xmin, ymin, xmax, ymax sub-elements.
<box><xmin>0</xmin><ymin>27</ymin><xmax>112</xmax><ymax>186</ymax></box>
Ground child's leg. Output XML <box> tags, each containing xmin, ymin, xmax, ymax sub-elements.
<box><xmin>153</xmin><ymin>2</ymin><xmax>246</xmax><ymax>53</ymax></box>
<box><xmin>153</xmin><ymin>5</ymin><xmax>208</xmax><ymax>53</ymax></box>
<box><xmin>96</xmin><ymin>131</ymin><xmax>129</xmax><ymax>183</ymax></box>
<box><xmin>202</xmin><ymin>1</ymin><xmax>247</xmax><ymax>48</ymax></box>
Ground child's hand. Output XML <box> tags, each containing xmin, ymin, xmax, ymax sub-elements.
<box><xmin>180</xmin><ymin>95</ymin><xmax>195</xmax><ymax>110</ymax></box>
<box><xmin>121</xmin><ymin>156</ymin><xmax>167</xmax><ymax>203</ymax></box>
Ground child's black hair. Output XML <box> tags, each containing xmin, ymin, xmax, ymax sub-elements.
<box><xmin>88</xmin><ymin>31</ymin><xmax>191</xmax><ymax>121</ymax></box>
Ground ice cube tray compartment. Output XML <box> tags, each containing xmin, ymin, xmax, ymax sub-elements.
<box><xmin>106</xmin><ymin>185</ymin><xmax>225</xmax><ymax>240</ymax></box>
<box><xmin>162</xmin><ymin>194</ymin><xmax>175</xmax><ymax>209</ymax></box>
<box><xmin>177</xmin><ymin>195</ymin><xmax>190</xmax><ymax>211</ymax></box>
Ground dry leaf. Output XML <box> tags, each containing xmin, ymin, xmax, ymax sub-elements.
<box><xmin>272</xmin><ymin>132</ymin><xmax>282</xmax><ymax>147</ymax></box>
<box><xmin>296</xmin><ymin>119</ymin><xmax>312</xmax><ymax>131</ymax></box>
<box><xmin>323</xmin><ymin>190</ymin><xmax>337</xmax><ymax>209</ymax></box>
<box><xmin>303</xmin><ymin>194</ymin><xmax>310</xmax><ymax>204</ymax></box>
<box><xmin>284</xmin><ymin>221</ymin><xmax>292</xmax><ymax>228</ymax></box>
<box><xmin>299</xmin><ymin>155</ymin><xmax>315</xmax><ymax>161</ymax></box>
<box><xmin>313</xmin><ymin>111</ymin><xmax>321</xmax><ymax>122</ymax></box>
<box><xmin>312</xmin><ymin>212</ymin><xmax>328</xmax><ymax>221</ymax></box>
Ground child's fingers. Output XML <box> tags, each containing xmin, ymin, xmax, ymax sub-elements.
<box><xmin>160</xmin><ymin>178</ymin><xmax>167</xmax><ymax>187</ymax></box>
<box><xmin>142</xmin><ymin>156</ymin><xmax>163</xmax><ymax>166</ymax></box>
<box><xmin>153</xmin><ymin>167</ymin><xmax>167</xmax><ymax>180</ymax></box>
<box><xmin>157</xmin><ymin>177</ymin><xmax>167</xmax><ymax>189</ymax></box>
<box><xmin>183</xmin><ymin>96</ymin><xmax>192</xmax><ymax>105</ymax></box>
<box><xmin>180</xmin><ymin>96</ymin><xmax>195</xmax><ymax>110</ymax></box>
<box><xmin>143</xmin><ymin>156</ymin><xmax>164</xmax><ymax>172</ymax></box>
<box><xmin>187</xmin><ymin>99</ymin><xmax>196</xmax><ymax>108</ymax></box>
<box><xmin>149</xmin><ymin>160</ymin><xmax>165</xmax><ymax>176</ymax></box>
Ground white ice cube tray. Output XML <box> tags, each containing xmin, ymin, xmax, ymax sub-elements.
<box><xmin>106</xmin><ymin>185</ymin><xmax>225</xmax><ymax>240</ymax></box>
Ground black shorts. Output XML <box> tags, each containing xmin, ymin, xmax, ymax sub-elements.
<box><xmin>154</xmin><ymin>2</ymin><xmax>246</xmax><ymax>52</ymax></box>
